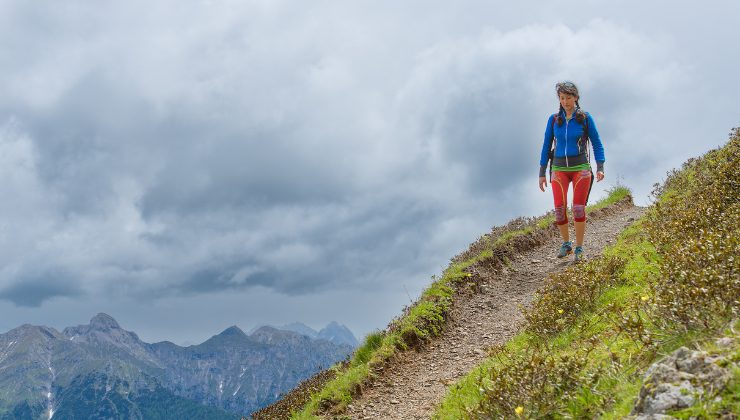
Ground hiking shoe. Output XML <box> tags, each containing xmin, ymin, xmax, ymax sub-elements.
<box><xmin>557</xmin><ymin>241</ymin><xmax>573</xmax><ymax>258</ymax></box>
<box><xmin>574</xmin><ymin>246</ymin><xmax>585</xmax><ymax>263</ymax></box>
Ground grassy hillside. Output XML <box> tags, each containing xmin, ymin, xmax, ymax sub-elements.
<box><xmin>288</xmin><ymin>173</ymin><xmax>634</xmax><ymax>418</ymax></box>
<box><xmin>285</xmin><ymin>128</ymin><xmax>738</xmax><ymax>419</ymax></box>
<box><xmin>435</xmin><ymin>129</ymin><xmax>739</xmax><ymax>418</ymax></box>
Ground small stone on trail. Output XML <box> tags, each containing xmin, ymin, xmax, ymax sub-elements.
<box><xmin>715</xmin><ymin>337</ymin><xmax>733</xmax><ymax>348</ymax></box>
<box><xmin>391</xmin><ymin>399</ymin><xmax>400</xmax><ymax>404</ymax></box>
<box><xmin>531</xmin><ymin>259</ymin><xmax>542</xmax><ymax>263</ymax></box>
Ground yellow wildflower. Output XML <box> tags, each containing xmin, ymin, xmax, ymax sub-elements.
<box><xmin>515</xmin><ymin>406</ymin><xmax>524</xmax><ymax>416</ymax></box>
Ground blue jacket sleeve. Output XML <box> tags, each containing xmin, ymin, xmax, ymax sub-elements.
<box><xmin>587</xmin><ymin>113</ymin><xmax>605</xmax><ymax>165</ymax></box>
<box><xmin>539</xmin><ymin>115</ymin><xmax>554</xmax><ymax>168</ymax></box>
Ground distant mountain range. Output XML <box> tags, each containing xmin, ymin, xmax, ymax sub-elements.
<box><xmin>0</xmin><ymin>314</ymin><xmax>356</xmax><ymax>419</ymax></box>
<box><xmin>251</xmin><ymin>321</ymin><xmax>358</xmax><ymax>347</ymax></box>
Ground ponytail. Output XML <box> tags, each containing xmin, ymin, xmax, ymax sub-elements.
<box><xmin>555</xmin><ymin>105</ymin><xmax>565</xmax><ymax>126</ymax></box>
<box><xmin>575</xmin><ymin>101</ymin><xmax>586</xmax><ymax>123</ymax></box>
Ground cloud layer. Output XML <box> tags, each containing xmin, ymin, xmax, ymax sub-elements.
<box><xmin>0</xmin><ymin>1</ymin><xmax>737</xmax><ymax>341</ymax></box>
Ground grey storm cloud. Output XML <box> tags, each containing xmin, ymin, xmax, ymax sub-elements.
<box><xmin>0</xmin><ymin>263</ymin><xmax>82</xmax><ymax>307</ymax></box>
<box><xmin>0</xmin><ymin>1</ymin><xmax>738</xmax><ymax>342</ymax></box>
<box><xmin>0</xmin><ymin>6</ymin><xmax>698</xmax><ymax>303</ymax></box>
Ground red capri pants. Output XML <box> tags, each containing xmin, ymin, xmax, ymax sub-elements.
<box><xmin>551</xmin><ymin>169</ymin><xmax>593</xmax><ymax>225</ymax></box>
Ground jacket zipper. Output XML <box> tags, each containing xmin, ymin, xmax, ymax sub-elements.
<box><xmin>565</xmin><ymin>117</ymin><xmax>569</xmax><ymax>167</ymax></box>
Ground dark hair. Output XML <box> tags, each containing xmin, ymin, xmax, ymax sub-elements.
<box><xmin>555</xmin><ymin>103</ymin><xmax>586</xmax><ymax>126</ymax></box>
<box><xmin>555</xmin><ymin>81</ymin><xmax>579</xmax><ymax>97</ymax></box>
<box><xmin>554</xmin><ymin>81</ymin><xmax>585</xmax><ymax>125</ymax></box>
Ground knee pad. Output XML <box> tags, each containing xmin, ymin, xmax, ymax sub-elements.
<box><xmin>554</xmin><ymin>206</ymin><xmax>568</xmax><ymax>225</ymax></box>
<box><xmin>573</xmin><ymin>204</ymin><xmax>586</xmax><ymax>222</ymax></box>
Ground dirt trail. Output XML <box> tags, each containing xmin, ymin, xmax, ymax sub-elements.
<box><xmin>335</xmin><ymin>202</ymin><xmax>646</xmax><ymax>420</ymax></box>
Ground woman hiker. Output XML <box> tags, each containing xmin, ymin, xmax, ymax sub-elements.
<box><xmin>538</xmin><ymin>81</ymin><xmax>605</xmax><ymax>262</ymax></box>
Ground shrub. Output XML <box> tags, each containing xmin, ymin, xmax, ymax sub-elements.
<box><xmin>524</xmin><ymin>256</ymin><xmax>626</xmax><ymax>336</ymax></box>
<box><xmin>470</xmin><ymin>341</ymin><xmax>602</xmax><ymax>419</ymax></box>
<box><xmin>644</xmin><ymin>128</ymin><xmax>739</xmax><ymax>329</ymax></box>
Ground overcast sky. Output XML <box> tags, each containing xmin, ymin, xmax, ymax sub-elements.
<box><xmin>0</xmin><ymin>0</ymin><xmax>738</xmax><ymax>345</ymax></box>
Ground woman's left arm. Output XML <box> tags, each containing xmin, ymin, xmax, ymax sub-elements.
<box><xmin>587</xmin><ymin>113</ymin><xmax>605</xmax><ymax>179</ymax></box>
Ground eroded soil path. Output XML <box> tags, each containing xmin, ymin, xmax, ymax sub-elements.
<box><xmin>337</xmin><ymin>202</ymin><xmax>646</xmax><ymax>420</ymax></box>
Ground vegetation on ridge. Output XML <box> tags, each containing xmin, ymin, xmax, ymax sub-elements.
<box><xmin>288</xmin><ymin>178</ymin><xmax>632</xmax><ymax>418</ymax></box>
<box><xmin>435</xmin><ymin>128</ymin><xmax>739</xmax><ymax>418</ymax></box>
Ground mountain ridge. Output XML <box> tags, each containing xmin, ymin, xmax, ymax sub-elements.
<box><xmin>0</xmin><ymin>313</ymin><xmax>355</xmax><ymax>418</ymax></box>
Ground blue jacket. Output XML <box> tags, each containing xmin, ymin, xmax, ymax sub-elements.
<box><xmin>539</xmin><ymin>110</ymin><xmax>605</xmax><ymax>176</ymax></box>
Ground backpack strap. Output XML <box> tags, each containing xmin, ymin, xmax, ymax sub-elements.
<box><xmin>583</xmin><ymin>112</ymin><xmax>591</xmax><ymax>164</ymax></box>
<box><xmin>548</xmin><ymin>114</ymin><xmax>557</xmax><ymax>178</ymax></box>
<box><xmin>576</xmin><ymin>111</ymin><xmax>591</xmax><ymax>164</ymax></box>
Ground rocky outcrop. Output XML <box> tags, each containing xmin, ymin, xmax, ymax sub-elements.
<box><xmin>630</xmin><ymin>335</ymin><xmax>737</xmax><ymax>419</ymax></box>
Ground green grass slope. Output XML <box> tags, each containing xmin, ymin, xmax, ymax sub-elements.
<box><xmin>434</xmin><ymin>128</ymin><xmax>739</xmax><ymax>418</ymax></box>
<box><xmin>288</xmin><ymin>171</ymin><xmax>634</xmax><ymax>418</ymax></box>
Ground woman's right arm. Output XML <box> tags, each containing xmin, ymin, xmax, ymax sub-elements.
<box><xmin>539</xmin><ymin>115</ymin><xmax>554</xmax><ymax>191</ymax></box>
<box><xmin>539</xmin><ymin>115</ymin><xmax>554</xmax><ymax>178</ymax></box>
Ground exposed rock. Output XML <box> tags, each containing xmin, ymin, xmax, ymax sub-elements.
<box><xmin>631</xmin><ymin>342</ymin><xmax>734</xmax><ymax>416</ymax></box>
<box><xmin>637</xmin><ymin>380</ymin><xmax>696</xmax><ymax>414</ymax></box>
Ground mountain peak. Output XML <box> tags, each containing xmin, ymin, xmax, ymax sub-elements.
<box><xmin>219</xmin><ymin>325</ymin><xmax>247</xmax><ymax>338</ymax></box>
<box><xmin>5</xmin><ymin>324</ymin><xmax>62</xmax><ymax>341</ymax></box>
<box><xmin>250</xmin><ymin>325</ymin><xmax>279</xmax><ymax>335</ymax></box>
<box><xmin>198</xmin><ymin>325</ymin><xmax>251</xmax><ymax>348</ymax></box>
<box><xmin>90</xmin><ymin>313</ymin><xmax>120</xmax><ymax>330</ymax></box>
<box><xmin>249</xmin><ymin>326</ymin><xmax>308</xmax><ymax>346</ymax></box>
<box><xmin>279</xmin><ymin>322</ymin><xmax>319</xmax><ymax>338</ymax></box>
<box><xmin>318</xmin><ymin>322</ymin><xmax>358</xmax><ymax>347</ymax></box>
